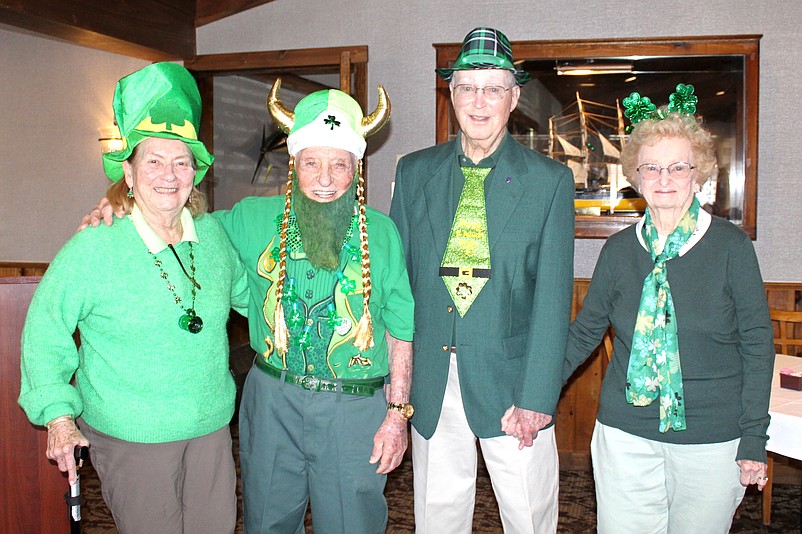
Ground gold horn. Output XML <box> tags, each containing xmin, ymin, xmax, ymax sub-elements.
<box><xmin>267</xmin><ymin>78</ymin><xmax>295</xmax><ymax>134</ymax></box>
<box><xmin>359</xmin><ymin>85</ymin><xmax>391</xmax><ymax>138</ymax></box>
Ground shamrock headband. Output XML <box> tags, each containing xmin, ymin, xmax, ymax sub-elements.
<box><xmin>622</xmin><ymin>83</ymin><xmax>699</xmax><ymax>127</ymax></box>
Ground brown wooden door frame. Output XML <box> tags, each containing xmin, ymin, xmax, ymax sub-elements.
<box><xmin>184</xmin><ymin>46</ymin><xmax>369</xmax><ymax>209</ymax></box>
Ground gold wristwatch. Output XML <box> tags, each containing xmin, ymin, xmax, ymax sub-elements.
<box><xmin>387</xmin><ymin>402</ymin><xmax>414</xmax><ymax>419</ymax></box>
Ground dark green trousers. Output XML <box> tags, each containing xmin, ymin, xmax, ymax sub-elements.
<box><xmin>239</xmin><ymin>364</ymin><xmax>388</xmax><ymax>533</ymax></box>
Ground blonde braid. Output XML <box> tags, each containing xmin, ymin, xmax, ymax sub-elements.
<box><xmin>273</xmin><ymin>156</ymin><xmax>295</xmax><ymax>356</ymax></box>
<box><xmin>351</xmin><ymin>159</ymin><xmax>374</xmax><ymax>351</ymax></box>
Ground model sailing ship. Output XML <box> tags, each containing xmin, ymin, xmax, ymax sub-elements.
<box><xmin>548</xmin><ymin>92</ymin><xmax>646</xmax><ymax>215</ymax></box>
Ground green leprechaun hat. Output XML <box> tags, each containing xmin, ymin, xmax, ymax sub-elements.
<box><xmin>436</xmin><ymin>27</ymin><xmax>531</xmax><ymax>86</ymax></box>
<box><xmin>102</xmin><ymin>62</ymin><xmax>214</xmax><ymax>184</ymax></box>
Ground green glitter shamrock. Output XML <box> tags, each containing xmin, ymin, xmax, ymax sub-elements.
<box><xmin>287</xmin><ymin>302</ymin><xmax>304</xmax><ymax>328</ymax></box>
<box><xmin>343</xmin><ymin>243</ymin><xmax>359</xmax><ymax>261</ymax></box>
<box><xmin>324</xmin><ymin>313</ymin><xmax>342</xmax><ymax>329</ymax></box>
<box><xmin>284</xmin><ymin>278</ymin><xmax>299</xmax><ymax>301</ymax></box>
<box><xmin>668</xmin><ymin>84</ymin><xmax>698</xmax><ymax>115</ymax></box>
<box><xmin>323</xmin><ymin>303</ymin><xmax>342</xmax><ymax>329</ymax></box>
<box><xmin>622</xmin><ymin>92</ymin><xmax>657</xmax><ymax>125</ymax></box>
<box><xmin>336</xmin><ymin>272</ymin><xmax>356</xmax><ymax>294</ymax></box>
<box><xmin>297</xmin><ymin>329</ymin><xmax>312</xmax><ymax>350</ymax></box>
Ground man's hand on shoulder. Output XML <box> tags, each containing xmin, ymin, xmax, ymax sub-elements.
<box><xmin>77</xmin><ymin>197</ymin><xmax>124</xmax><ymax>232</ymax></box>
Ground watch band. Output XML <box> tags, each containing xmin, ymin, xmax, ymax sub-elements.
<box><xmin>387</xmin><ymin>402</ymin><xmax>414</xmax><ymax>419</ymax></box>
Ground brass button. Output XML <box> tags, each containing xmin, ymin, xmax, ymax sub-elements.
<box><xmin>442</xmin><ymin>345</ymin><xmax>449</xmax><ymax>352</ymax></box>
<box><xmin>447</xmin><ymin>306</ymin><xmax>454</xmax><ymax>313</ymax></box>
<box><xmin>307</xmin><ymin>364</ymin><xmax>315</xmax><ymax>372</ymax></box>
<box><xmin>306</xmin><ymin>318</ymin><xmax>314</xmax><ymax>326</ymax></box>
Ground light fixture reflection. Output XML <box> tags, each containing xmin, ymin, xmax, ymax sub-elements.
<box><xmin>98</xmin><ymin>126</ymin><xmax>123</xmax><ymax>154</ymax></box>
<box><xmin>556</xmin><ymin>62</ymin><xmax>633</xmax><ymax>76</ymax></box>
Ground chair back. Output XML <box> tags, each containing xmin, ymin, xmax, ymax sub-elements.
<box><xmin>769</xmin><ymin>308</ymin><xmax>802</xmax><ymax>357</ymax></box>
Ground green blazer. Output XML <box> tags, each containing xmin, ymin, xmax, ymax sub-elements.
<box><xmin>390</xmin><ymin>133</ymin><xmax>575</xmax><ymax>438</ymax></box>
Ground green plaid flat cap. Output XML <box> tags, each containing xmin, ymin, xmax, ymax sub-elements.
<box><xmin>436</xmin><ymin>27</ymin><xmax>531</xmax><ymax>85</ymax></box>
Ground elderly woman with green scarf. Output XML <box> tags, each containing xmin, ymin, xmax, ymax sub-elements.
<box><xmin>562</xmin><ymin>85</ymin><xmax>774</xmax><ymax>534</ymax></box>
<box><xmin>18</xmin><ymin>63</ymin><xmax>248</xmax><ymax>534</ymax></box>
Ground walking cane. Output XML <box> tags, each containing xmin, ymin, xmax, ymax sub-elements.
<box><xmin>67</xmin><ymin>446</ymin><xmax>89</xmax><ymax>534</ymax></box>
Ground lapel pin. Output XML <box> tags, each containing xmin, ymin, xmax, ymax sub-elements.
<box><xmin>505</xmin><ymin>177</ymin><xmax>512</xmax><ymax>183</ymax></box>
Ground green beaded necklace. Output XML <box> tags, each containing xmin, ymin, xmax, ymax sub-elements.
<box><xmin>150</xmin><ymin>242</ymin><xmax>203</xmax><ymax>334</ymax></box>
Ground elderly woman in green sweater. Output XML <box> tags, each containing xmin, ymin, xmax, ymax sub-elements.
<box><xmin>18</xmin><ymin>63</ymin><xmax>248</xmax><ymax>534</ymax></box>
<box><xmin>562</xmin><ymin>85</ymin><xmax>774</xmax><ymax>534</ymax></box>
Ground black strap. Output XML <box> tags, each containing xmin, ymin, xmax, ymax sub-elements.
<box><xmin>167</xmin><ymin>244</ymin><xmax>201</xmax><ymax>290</ymax></box>
<box><xmin>65</xmin><ymin>492</ymin><xmax>82</xmax><ymax>507</ymax></box>
<box><xmin>439</xmin><ymin>266</ymin><xmax>492</xmax><ymax>278</ymax></box>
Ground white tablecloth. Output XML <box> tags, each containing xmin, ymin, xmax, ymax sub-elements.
<box><xmin>766</xmin><ymin>354</ymin><xmax>802</xmax><ymax>461</ymax></box>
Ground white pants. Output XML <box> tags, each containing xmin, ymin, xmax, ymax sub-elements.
<box><xmin>412</xmin><ymin>354</ymin><xmax>559</xmax><ymax>533</ymax></box>
<box><xmin>591</xmin><ymin>421</ymin><xmax>746</xmax><ymax>534</ymax></box>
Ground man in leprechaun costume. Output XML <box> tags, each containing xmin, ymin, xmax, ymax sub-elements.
<box><xmin>215</xmin><ymin>80</ymin><xmax>414</xmax><ymax>533</ymax></box>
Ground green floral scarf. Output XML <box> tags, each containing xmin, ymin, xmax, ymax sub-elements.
<box><xmin>626</xmin><ymin>196</ymin><xmax>700</xmax><ymax>432</ymax></box>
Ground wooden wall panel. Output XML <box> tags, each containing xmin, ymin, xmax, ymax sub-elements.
<box><xmin>0</xmin><ymin>278</ymin><xmax>67</xmax><ymax>533</ymax></box>
<box><xmin>0</xmin><ymin>263</ymin><xmax>48</xmax><ymax>277</ymax></box>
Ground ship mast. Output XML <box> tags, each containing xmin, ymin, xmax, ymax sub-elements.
<box><xmin>576</xmin><ymin>92</ymin><xmax>590</xmax><ymax>178</ymax></box>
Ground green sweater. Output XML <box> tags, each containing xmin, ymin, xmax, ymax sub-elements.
<box><xmin>564</xmin><ymin>216</ymin><xmax>774</xmax><ymax>462</ymax></box>
<box><xmin>214</xmin><ymin>196</ymin><xmax>414</xmax><ymax>379</ymax></box>
<box><xmin>19</xmin><ymin>214</ymin><xmax>249</xmax><ymax>443</ymax></box>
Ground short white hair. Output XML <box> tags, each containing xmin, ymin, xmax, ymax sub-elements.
<box><xmin>450</xmin><ymin>69</ymin><xmax>517</xmax><ymax>88</ymax></box>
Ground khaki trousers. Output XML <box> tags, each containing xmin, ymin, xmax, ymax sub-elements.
<box><xmin>412</xmin><ymin>353</ymin><xmax>559</xmax><ymax>533</ymax></box>
<box><xmin>81</xmin><ymin>422</ymin><xmax>236</xmax><ymax>534</ymax></box>
<box><xmin>591</xmin><ymin>421</ymin><xmax>746</xmax><ymax>534</ymax></box>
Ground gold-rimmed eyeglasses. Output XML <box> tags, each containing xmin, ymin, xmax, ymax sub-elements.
<box><xmin>636</xmin><ymin>162</ymin><xmax>696</xmax><ymax>181</ymax></box>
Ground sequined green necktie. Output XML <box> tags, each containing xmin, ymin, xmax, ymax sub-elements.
<box><xmin>441</xmin><ymin>166</ymin><xmax>491</xmax><ymax>316</ymax></box>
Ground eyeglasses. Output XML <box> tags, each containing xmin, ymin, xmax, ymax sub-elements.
<box><xmin>636</xmin><ymin>162</ymin><xmax>696</xmax><ymax>181</ymax></box>
<box><xmin>453</xmin><ymin>84</ymin><xmax>511</xmax><ymax>101</ymax></box>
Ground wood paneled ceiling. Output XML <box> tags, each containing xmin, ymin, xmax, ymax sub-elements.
<box><xmin>0</xmin><ymin>0</ymin><xmax>275</xmax><ymax>60</ymax></box>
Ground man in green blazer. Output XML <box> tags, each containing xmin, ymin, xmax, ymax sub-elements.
<box><xmin>389</xmin><ymin>28</ymin><xmax>574</xmax><ymax>533</ymax></box>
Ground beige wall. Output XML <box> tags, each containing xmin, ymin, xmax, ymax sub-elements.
<box><xmin>2</xmin><ymin>1</ymin><xmax>801</xmax><ymax>283</ymax></box>
<box><xmin>196</xmin><ymin>0</ymin><xmax>802</xmax><ymax>282</ymax></box>
<box><xmin>0</xmin><ymin>26</ymin><xmax>148</xmax><ymax>262</ymax></box>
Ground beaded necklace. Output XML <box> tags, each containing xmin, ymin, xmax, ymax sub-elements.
<box><xmin>272</xmin><ymin>213</ymin><xmax>361</xmax><ymax>348</ymax></box>
<box><xmin>150</xmin><ymin>242</ymin><xmax>203</xmax><ymax>334</ymax></box>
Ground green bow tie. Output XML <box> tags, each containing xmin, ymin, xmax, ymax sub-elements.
<box><xmin>440</xmin><ymin>166</ymin><xmax>492</xmax><ymax>316</ymax></box>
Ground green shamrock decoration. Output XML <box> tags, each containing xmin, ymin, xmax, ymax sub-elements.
<box><xmin>323</xmin><ymin>115</ymin><xmax>341</xmax><ymax>130</ymax></box>
<box><xmin>668</xmin><ymin>84</ymin><xmax>698</xmax><ymax>115</ymax></box>
<box><xmin>622</xmin><ymin>92</ymin><xmax>657</xmax><ymax>124</ymax></box>
<box><xmin>149</xmin><ymin>99</ymin><xmax>188</xmax><ymax>131</ymax></box>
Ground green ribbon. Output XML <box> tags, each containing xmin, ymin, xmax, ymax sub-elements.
<box><xmin>441</xmin><ymin>167</ymin><xmax>491</xmax><ymax>316</ymax></box>
<box><xmin>626</xmin><ymin>197</ymin><xmax>700</xmax><ymax>433</ymax></box>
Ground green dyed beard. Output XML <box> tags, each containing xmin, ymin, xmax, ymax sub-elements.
<box><xmin>293</xmin><ymin>174</ymin><xmax>357</xmax><ymax>271</ymax></box>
